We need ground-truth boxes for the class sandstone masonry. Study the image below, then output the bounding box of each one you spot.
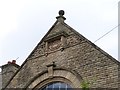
[1,10,120,89]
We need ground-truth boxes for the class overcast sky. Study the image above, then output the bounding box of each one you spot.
[0,0,119,68]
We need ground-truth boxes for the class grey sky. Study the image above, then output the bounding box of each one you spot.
[0,0,119,68]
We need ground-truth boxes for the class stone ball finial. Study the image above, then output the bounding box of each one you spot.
[59,10,65,16]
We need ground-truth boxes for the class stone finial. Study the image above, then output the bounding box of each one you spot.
[59,10,65,16]
[56,10,66,22]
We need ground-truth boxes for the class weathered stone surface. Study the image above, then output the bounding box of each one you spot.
[1,63,20,88]
[2,12,120,89]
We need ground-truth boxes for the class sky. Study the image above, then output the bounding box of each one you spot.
[0,0,119,69]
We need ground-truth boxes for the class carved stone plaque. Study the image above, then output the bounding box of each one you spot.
[48,39,61,51]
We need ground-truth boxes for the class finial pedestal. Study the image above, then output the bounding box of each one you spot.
[56,10,66,22]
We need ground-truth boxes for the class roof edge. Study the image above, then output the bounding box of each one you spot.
[3,20,59,89]
[62,22,120,65]
[3,17,120,89]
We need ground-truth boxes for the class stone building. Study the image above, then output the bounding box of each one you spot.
[1,10,120,89]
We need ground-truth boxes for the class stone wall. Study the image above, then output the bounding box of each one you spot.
[1,63,20,88]
[6,37,119,88]
[4,15,120,89]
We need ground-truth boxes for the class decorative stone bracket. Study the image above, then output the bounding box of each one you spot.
[46,62,56,78]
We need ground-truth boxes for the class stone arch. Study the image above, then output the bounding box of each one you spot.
[25,68,83,89]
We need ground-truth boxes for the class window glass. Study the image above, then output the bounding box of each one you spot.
[41,82,72,90]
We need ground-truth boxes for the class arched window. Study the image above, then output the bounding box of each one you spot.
[41,82,72,90]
